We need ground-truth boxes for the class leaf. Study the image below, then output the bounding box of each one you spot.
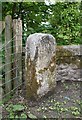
[63,35,69,39]
[9,112,14,118]
[6,104,13,112]
[12,104,24,111]
[0,101,3,106]
[15,115,19,118]
[49,106,53,110]
[28,113,37,119]
[21,113,27,118]
[43,115,47,118]
[58,34,64,38]
[72,111,80,116]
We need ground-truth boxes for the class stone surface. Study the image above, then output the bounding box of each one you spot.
[56,64,82,82]
[63,45,80,55]
[25,33,56,99]
[56,45,82,82]
[56,45,81,66]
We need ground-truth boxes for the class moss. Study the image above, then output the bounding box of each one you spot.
[38,68,47,74]
[56,46,74,57]
[25,58,40,100]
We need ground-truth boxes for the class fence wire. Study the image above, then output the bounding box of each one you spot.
[0,34,26,51]
[0,33,25,101]
[1,43,25,52]
[0,57,23,70]
[2,80,25,99]
[0,35,17,51]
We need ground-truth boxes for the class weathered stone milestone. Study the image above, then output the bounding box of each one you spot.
[25,33,56,99]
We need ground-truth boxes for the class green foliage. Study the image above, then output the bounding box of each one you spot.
[11,104,25,111]
[20,113,27,118]
[70,106,80,116]
[6,104,27,118]
[2,2,81,45]
[6,104,25,112]
[49,2,81,45]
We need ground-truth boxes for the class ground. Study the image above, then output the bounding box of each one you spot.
[2,80,82,119]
